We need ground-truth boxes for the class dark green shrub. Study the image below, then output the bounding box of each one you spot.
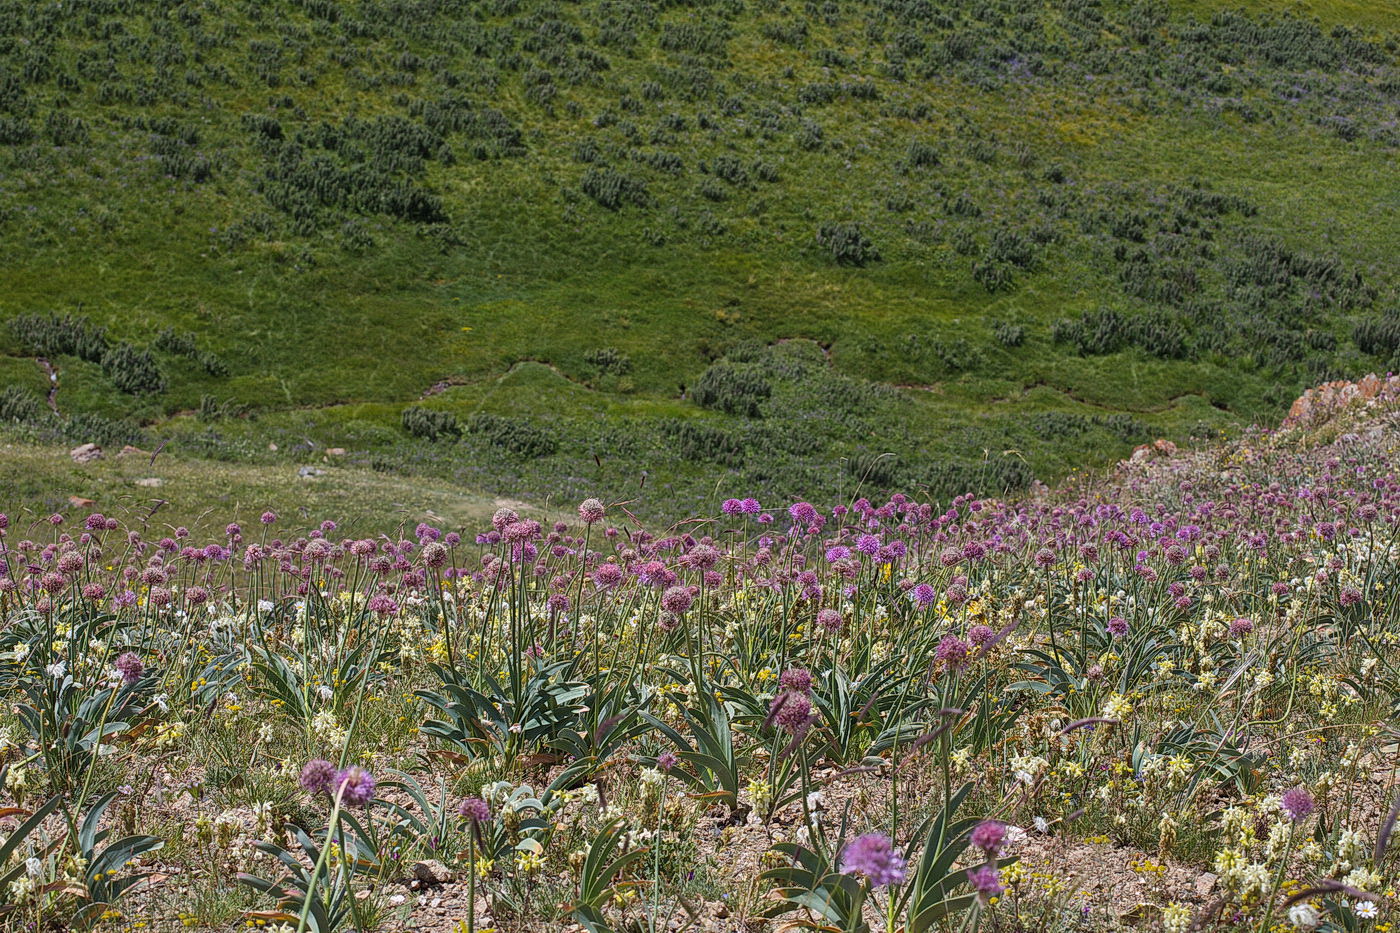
[581,167,649,209]
[62,412,144,447]
[466,413,556,457]
[817,223,880,266]
[698,177,727,201]
[102,343,167,395]
[584,347,632,375]
[0,386,47,425]
[658,420,746,466]
[710,155,748,185]
[9,313,109,362]
[692,362,771,417]
[1097,413,1150,442]
[905,140,941,168]
[402,406,461,440]
[631,149,683,174]
[994,322,1026,347]
[847,451,900,486]
[154,328,198,357]
[1031,412,1094,438]
[197,395,253,422]
[1355,312,1400,359]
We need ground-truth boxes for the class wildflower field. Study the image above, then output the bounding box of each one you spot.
[1,380,1399,933]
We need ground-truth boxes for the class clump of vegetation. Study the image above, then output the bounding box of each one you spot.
[402,406,461,441]
[816,222,880,266]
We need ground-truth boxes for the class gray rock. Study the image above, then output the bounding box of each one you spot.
[70,443,102,463]
[412,860,452,885]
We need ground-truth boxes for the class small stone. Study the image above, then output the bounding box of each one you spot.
[298,466,326,478]
[1195,872,1217,896]
[326,447,346,456]
[411,860,451,885]
[70,443,102,463]
[135,477,164,488]
[117,445,150,459]
[68,495,95,508]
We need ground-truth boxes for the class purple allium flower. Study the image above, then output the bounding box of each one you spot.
[661,585,693,614]
[840,833,906,888]
[1033,547,1055,568]
[336,766,376,806]
[721,498,743,515]
[592,562,623,590]
[578,498,605,524]
[1281,786,1315,823]
[770,691,813,734]
[911,583,937,606]
[367,594,399,616]
[968,624,994,646]
[936,634,971,669]
[458,797,492,824]
[1107,616,1129,637]
[687,543,720,570]
[300,758,336,795]
[1229,617,1254,637]
[970,820,1007,855]
[788,502,819,525]
[779,667,813,694]
[657,751,679,772]
[636,560,673,588]
[114,652,144,684]
[422,541,448,567]
[740,498,761,514]
[816,608,843,633]
[260,510,277,525]
[967,864,1004,900]
[1339,585,1362,607]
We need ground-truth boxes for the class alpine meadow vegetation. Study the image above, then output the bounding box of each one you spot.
[2,379,1400,931]
[3,0,1400,930]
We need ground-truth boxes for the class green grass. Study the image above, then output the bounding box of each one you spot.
[0,436,536,538]
[0,0,1396,516]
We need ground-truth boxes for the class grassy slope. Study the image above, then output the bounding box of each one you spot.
[0,440,533,539]
[0,0,1397,517]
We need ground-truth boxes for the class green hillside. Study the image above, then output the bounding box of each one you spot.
[0,0,1397,516]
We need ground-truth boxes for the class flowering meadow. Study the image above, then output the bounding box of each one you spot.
[4,385,1400,933]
